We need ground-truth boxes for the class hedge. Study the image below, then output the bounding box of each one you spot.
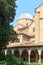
[0,61,43,65]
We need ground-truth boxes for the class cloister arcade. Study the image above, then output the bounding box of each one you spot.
[14,49,20,60]
[30,49,39,63]
[2,48,43,63]
[21,49,28,62]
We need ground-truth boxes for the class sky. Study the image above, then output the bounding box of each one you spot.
[12,0,43,26]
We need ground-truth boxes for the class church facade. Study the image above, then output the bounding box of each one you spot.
[3,4,43,63]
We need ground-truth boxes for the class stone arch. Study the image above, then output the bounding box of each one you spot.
[14,49,20,60]
[21,49,28,62]
[7,49,12,55]
[30,48,39,63]
[41,50,43,62]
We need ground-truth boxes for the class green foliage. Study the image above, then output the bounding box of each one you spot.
[0,0,18,50]
[0,0,16,22]
[0,52,5,61]
[0,59,43,65]
[5,54,19,65]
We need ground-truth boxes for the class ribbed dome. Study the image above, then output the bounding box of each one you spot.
[18,13,33,20]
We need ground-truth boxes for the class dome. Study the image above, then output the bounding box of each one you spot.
[18,13,33,20]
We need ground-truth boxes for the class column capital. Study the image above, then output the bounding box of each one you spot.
[38,50,41,55]
[28,50,31,55]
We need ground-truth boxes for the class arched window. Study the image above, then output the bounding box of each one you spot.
[7,49,12,55]
[30,49,39,63]
[14,49,20,60]
[21,49,28,62]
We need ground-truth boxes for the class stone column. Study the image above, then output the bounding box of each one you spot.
[28,50,31,63]
[38,50,41,63]
[5,49,7,55]
[11,49,15,55]
[20,50,22,61]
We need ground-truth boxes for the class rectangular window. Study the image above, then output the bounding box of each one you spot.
[33,27,35,32]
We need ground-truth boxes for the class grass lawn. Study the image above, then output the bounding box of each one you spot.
[0,61,43,65]
[0,61,7,65]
